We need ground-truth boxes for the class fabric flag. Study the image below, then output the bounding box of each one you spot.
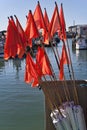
[33,1,47,31]
[33,1,49,45]
[43,8,50,44]
[43,8,49,31]
[59,44,70,80]
[15,15,27,58]
[59,3,67,40]
[24,53,39,87]
[4,17,18,60]
[49,2,61,39]
[25,10,39,47]
[36,46,52,76]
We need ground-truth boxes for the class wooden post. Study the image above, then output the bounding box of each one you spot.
[40,80,87,130]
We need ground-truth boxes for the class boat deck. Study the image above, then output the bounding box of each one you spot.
[40,80,87,130]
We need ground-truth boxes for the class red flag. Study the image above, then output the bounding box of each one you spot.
[43,8,49,31]
[25,10,39,47]
[36,46,52,76]
[61,44,70,64]
[15,15,27,58]
[33,1,47,31]
[24,53,39,87]
[59,44,70,80]
[33,1,49,44]
[43,8,50,44]
[49,2,61,38]
[59,3,67,40]
[4,17,18,60]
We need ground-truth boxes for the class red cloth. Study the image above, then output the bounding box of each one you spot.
[49,4,61,38]
[4,18,18,60]
[36,47,52,76]
[15,16,27,58]
[25,10,39,47]
[33,2,49,44]
[59,3,67,40]
[24,53,39,87]
[59,44,70,80]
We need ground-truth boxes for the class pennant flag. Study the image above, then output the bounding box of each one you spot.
[59,44,70,80]
[43,8,50,44]
[49,2,61,39]
[24,53,39,87]
[15,15,27,58]
[33,1,47,31]
[33,1,49,44]
[36,46,52,76]
[59,3,67,40]
[25,10,39,47]
[4,17,18,60]
[43,8,49,31]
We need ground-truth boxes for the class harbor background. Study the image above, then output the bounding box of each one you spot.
[0,39,87,130]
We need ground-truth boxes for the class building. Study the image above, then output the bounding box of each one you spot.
[68,24,87,36]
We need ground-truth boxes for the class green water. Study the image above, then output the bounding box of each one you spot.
[0,59,45,130]
[0,40,87,130]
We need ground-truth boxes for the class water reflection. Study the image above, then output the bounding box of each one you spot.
[0,58,25,81]
[13,59,22,71]
[12,58,23,79]
[75,50,87,61]
[0,58,5,72]
[72,47,87,80]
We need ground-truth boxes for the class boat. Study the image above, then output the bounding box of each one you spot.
[0,30,6,58]
[32,31,60,50]
[0,40,4,58]
[40,80,87,130]
[76,37,87,50]
[72,35,87,50]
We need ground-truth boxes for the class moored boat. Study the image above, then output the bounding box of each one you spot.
[0,39,4,58]
[72,35,87,50]
[76,37,87,50]
[0,30,6,58]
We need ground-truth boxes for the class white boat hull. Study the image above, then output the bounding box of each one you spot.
[76,38,87,50]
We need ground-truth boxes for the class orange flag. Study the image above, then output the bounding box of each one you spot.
[24,53,39,87]
[15,15,27,58]
[59,44,70,80]
[25,10,39,47]
[43,8,50,44]
[4,17,18,60]
[33,1,47,31]
[49,2,61,38]
[59,3,67,40]
[36,46,52,76]
[33,1,49,44]
[43,8,49,31]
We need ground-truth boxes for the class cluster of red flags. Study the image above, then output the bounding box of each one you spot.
[25,46,53,87]
[4,16,27,60]
[4,1,70,87]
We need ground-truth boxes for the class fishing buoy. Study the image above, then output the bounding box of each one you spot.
[65,105,78,130]
[61,117,72,130]
[73,105,87,130]
[50,107,73,130]
[55,120,65,130]
[50,109,65,130]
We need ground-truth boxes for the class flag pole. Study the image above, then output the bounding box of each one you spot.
[60,3,79,104]
[66,38,79,104]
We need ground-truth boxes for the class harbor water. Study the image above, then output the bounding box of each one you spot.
[0,39,87,130]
